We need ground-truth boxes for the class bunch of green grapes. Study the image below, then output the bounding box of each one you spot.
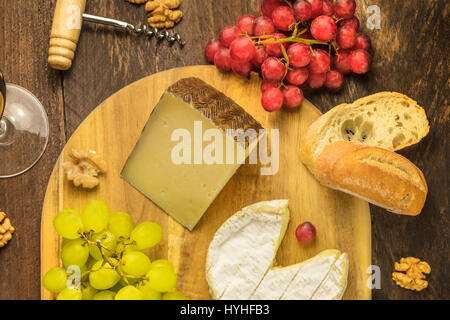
[43,200,187,300]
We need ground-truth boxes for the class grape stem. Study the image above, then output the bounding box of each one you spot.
[80,233,149,283]
[258,36,327,46]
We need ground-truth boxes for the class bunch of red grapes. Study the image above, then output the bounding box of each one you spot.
[204,0,373,112]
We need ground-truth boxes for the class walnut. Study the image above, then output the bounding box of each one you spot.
[0,212,15,248]
[146,0,183,29]
[392,257,431,291]
[62,149,107,189]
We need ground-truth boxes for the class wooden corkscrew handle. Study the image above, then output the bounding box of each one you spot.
[48,0,86,70]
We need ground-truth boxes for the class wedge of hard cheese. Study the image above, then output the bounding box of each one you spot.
[121,78,264,231]
[206,200,349,300]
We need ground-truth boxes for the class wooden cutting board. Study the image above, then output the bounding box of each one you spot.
[41,65,371,300]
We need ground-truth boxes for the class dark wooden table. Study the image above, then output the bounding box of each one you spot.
[0,0,448,300]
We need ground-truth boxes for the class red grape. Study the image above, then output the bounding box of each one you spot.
[230,37,256,62]
[349,49,372,74]
[237,14,256,35]
[252,45,269,68]
[261,87,283,112]
[293,0,312,21]
[295,222,316,243]
[333,49,352,74]
[325,69,344,91]
[321,0,334,16]
[272,6,296,32]
[307,0,323,18]
[340,17,360,31]
[308,72,326,88]
[336,25,357,49]
[261,80,280,92]
[309,49,330,74]
[219,26,240,48]
[261,57,286,81]
[354,33,371,50]
[286,67,309,86]
[283,85,304,108]
[287,43,311,68]
[204,0,374,113]
[253,16,276,36]
[214,47,232,71]
[261,0,282,18]
[266,33,288,57]
[205,39,224,63]
[231,59,253,77]
[310,15,337,42]
[334,0,356,19]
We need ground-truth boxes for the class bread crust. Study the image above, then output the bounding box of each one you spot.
[314,141,428,216]
[300,92,430,173]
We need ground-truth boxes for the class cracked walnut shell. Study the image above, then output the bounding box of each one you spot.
[392,257,431,291]
[0,212,15,248]
[146,0,183,29]
[63,149,107,189]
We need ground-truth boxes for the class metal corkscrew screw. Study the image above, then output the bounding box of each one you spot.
[126,23,185,46]
[83,14,186,47]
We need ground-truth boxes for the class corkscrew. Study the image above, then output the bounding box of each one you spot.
[48,0,185,71]
[82,14,185,46]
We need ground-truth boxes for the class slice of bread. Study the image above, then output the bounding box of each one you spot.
[314,141,428,216]
[300,92,429,172]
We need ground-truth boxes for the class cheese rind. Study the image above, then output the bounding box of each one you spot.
[206,200,349,300]
[121,78,264,231]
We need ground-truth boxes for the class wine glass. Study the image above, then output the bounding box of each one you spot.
[0,71,49,178]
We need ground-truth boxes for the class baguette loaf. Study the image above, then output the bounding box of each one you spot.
[314,141,427,216]
[300,92,429,172]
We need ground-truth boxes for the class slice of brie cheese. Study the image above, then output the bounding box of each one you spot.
[206,200,349,300]
[206,200,289,300]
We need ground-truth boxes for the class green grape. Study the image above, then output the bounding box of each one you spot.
[108,212,134,239]
[93,290,116,300]
[162,291,187,300]
[81,200,110,233]
[53,208,83,239]
[121,251,151,276]
[56,287,82,300]
[115,241,138,254]
[137,282,162,300]
[61,238,90,267]
[151,259,174,272]
[89,259,121,290]
[145,265,177,292]
[43,267,67,293]
[130,222,162,250]
[115,286,144,300]
[89,230,117,260]
[80,264,89,282]
[81,282,98,300]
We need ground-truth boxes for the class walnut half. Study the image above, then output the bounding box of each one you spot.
[62,149,107,189]
[146,0,183,29]
[0,212,15,248]
[392,257,431,291]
